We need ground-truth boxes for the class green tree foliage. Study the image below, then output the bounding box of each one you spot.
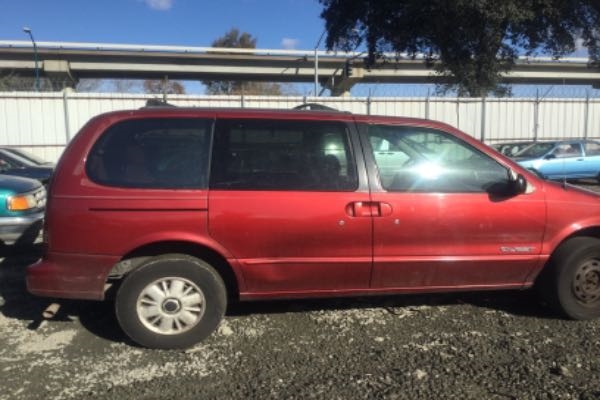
[203,28,288,95]
[319,0,600,96]
[143,79,186,94]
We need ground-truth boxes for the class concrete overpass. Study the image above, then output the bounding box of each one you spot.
[1,40,600,95]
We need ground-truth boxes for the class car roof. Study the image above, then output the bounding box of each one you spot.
[510,139,600,146]
[96,107,458,132]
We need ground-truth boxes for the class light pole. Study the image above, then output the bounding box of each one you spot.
[314,30,326,97]
[23,27,40,91]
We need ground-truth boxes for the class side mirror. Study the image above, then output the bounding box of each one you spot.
[509,173,528,194]
[488,171,528,197]
[544,154,556,160]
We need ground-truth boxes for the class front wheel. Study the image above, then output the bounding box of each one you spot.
[540,237,600,320]
[115,254,227,349]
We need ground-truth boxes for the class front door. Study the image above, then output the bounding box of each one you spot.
[363,124,546,290]
[208,117,372,295]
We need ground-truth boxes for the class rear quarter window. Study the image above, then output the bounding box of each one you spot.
[86,118,212,189]
[585,142,600,156]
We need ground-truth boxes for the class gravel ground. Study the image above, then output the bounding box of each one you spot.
[1,182,600,400]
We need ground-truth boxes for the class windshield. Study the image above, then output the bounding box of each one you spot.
[5,148,48,165]
[514,142,556,158]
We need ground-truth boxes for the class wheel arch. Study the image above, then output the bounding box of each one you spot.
[107,240,242,301]
[535,234,600,319]
[550,226,600,256]
[532,226,600,283]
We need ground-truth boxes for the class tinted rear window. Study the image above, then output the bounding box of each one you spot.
[86,118,212,189]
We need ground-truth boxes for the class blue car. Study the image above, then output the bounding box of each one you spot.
[0,175,46,245]
[515,140,600,181]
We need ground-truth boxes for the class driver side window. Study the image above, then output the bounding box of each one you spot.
[552,143,583,159]
[368,125,510,193]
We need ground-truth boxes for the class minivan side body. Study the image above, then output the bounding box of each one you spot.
[27,108,600,348]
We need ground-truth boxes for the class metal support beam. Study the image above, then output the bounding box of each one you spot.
[329,65,364,96]
[43,60,77,89]
[1,41,599,95]
[480,97,486,142]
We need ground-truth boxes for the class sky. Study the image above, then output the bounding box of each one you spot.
[0,0,596,98]
[0,0,326,51]
[0,0,330,94]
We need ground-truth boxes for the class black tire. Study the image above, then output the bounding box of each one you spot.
[115,254,227,349]
[539,237,600,320]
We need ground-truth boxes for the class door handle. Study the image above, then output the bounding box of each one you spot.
[345,202,393,217]
[346,202,377,217]
[379,202,393,216]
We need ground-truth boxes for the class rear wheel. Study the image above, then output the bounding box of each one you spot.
[115,254,227,349]
[539,237,600,320]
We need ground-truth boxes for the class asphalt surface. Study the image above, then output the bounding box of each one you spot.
[1,182,600,400]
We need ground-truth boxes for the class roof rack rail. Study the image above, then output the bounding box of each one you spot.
[292,103,339,112]
[142,99,176,108]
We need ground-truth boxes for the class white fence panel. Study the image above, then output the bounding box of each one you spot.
[370,98,427,118]
[169,95,243,108]
[311,98,368,114]
[537,99,587,140]
[245,96,304,110]
[588,101,600,137]
[0,92,66,145]
[427,99,460,129]
[485,99,536,143]
[456,100,483,139]
[1,92,600,162]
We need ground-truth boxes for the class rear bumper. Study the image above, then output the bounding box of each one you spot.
[0,211,44,245]
[26,252,120,300]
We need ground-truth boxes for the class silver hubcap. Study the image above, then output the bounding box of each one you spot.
[573,259,600,305]
[136,277,205,335]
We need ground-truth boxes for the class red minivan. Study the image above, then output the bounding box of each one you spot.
[27,106,600,349]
